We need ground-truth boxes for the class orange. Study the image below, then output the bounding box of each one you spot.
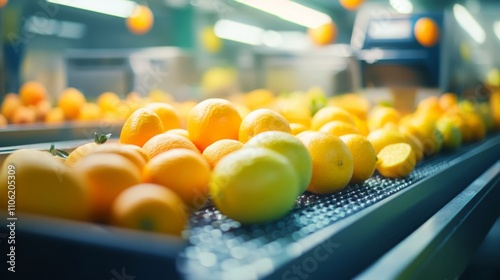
[376,143,416,178]
[148,89,173,103]
[98,92,121,113]
[142,148,211,210]
[120,108,164,147]
[209,148,299,224]
[439,93,458,112]
[187,98,242,151]
[368,106,401,131]
[145,102,181,131]
[274,99,311,128]
[416,96,443,120]
[243,89,275,110]
[290,123,308,135]
[58,87,86,120]
[327,93,371,120]
[238,108,291,143]
[142,132,199,159]
[0,149,91,221]
[11,106,36,124]
[465,112,486,142]
[90,143,147,171]
[406,115,443,156]
[399,127,425,162]
[1,93,22,121]
[166,128,190,138]
[339,134,376,184]
[65,142,98,167]
[339,0,365,10]
[34,99,51,121]
[311,106,354,131]
[202,139,244,169]
[436,117,462,150]
[308,21,337,46]
[319,120,359,136]
[126,5,154,35]
[297,132,353,194]
[176,100,197,128]
[123,144,150,163]
[235,104,251,119]
[414,17,440,47]
[0,114,6,127]
[111,183,188,236]
[75,152,142,221]
[19,81,47,106]
[367,128,407,154]
[0,0,8,8]
[78,103,101,121]
[45,107,65,124]
[490,91,500,130]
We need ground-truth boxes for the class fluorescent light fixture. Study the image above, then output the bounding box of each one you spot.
[453,4,485,44]
[214,19,264,45]
[494,21,500,41]
[234,0,331,28]
[25,16,85,39]
[389,0,413,14]
[47,0,138,18]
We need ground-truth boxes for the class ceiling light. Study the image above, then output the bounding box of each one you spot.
[47,0,137,18]
[453,4,485,44]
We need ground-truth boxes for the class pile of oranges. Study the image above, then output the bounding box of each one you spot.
[1,85,500,237]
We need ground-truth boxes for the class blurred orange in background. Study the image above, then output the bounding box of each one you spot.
[126,5,154,35]
[308,21,337,46]
[414,17,440,47]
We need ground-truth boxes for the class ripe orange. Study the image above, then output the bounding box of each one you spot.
[34,99,51,121]
[311,106,354,131]
[75,153,142,221]
[126,5,154,35]
[319,120,359,136]
[339,0,365,10]
[90,143,147,171]
[297,132,353,194]
[238,108,291,143]
[65,142,98,167]
[166,128,190,138]
[142,149,211,210]
[414,17,440,47]
[0,149,91,221]
[376,143,416,178]
[368,106,401,131]
[45,107,65,124]
[145,102,181,131]
[1,93,22,121]
[142,132,199,159]
[187,98,242,151]
[243,89,275,110]
[339,134,376,184]
[97,92,121,113]
[11,106,36,124]
[120,108,164,147]
[58,87,86,120]
[202,139,243,169]
[367,128,407,154]
[290,123,308,135]
[0,114,6,127]
[308,22,337,46]
[19,81,47,106]
[439,93,458,112]
[111,183,187,236]
[0,0,8,8]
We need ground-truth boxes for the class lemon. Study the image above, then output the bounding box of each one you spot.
[376,143,416,178]
[436,117,462,150]
[245,131,312,195]
[209,148,299,224]
[339,134,377,184]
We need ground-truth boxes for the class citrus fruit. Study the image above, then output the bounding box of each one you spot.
[0,149,91,221]
[327,93,371,120]
[339,0,365,10]
[405,115,443,156]
[352,115,370,136]
[465,112,486,142]
[308,21,337,46]
[19,81,47,106]
[34,99,51,121]
[142,132,199,159]
[120,108,164,147]
[202,139,244,169]
[245,131,313,195]
[436,117,462,150]
[90,143,147,171]
[0,114,6,127]
[209,148,299,224]
[145,102,181,131]
[97,92,121,113]
[45,107,65,123]
[126,4,154,35]
[414,17,440,47]
[78,103,101,121]
[290,123,308,135]
[201,26,222,53]
[75,152,142,221]
[339,134,376,184]
[368,106,401,131]
[166,128,190,138]
[0,0,8,8]
[311,106,354,131]
[11,106,36,124]
[243,89,275,110]
[142,148,211,210]
[319,120,359,136]
[111,183,187,236]
[399,127,424,162]
[297,132,354,194]
[238,108,291,143]
[187,98,242,151]
[491,91,500,130]
[1,93,22,121]
[66,133,111,167]
[367,128,407,154]
[439,93,458,111]
[376,143,416,178]
[58,87,86,120]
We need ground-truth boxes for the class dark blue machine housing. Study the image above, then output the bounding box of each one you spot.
[356,12,444,89]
